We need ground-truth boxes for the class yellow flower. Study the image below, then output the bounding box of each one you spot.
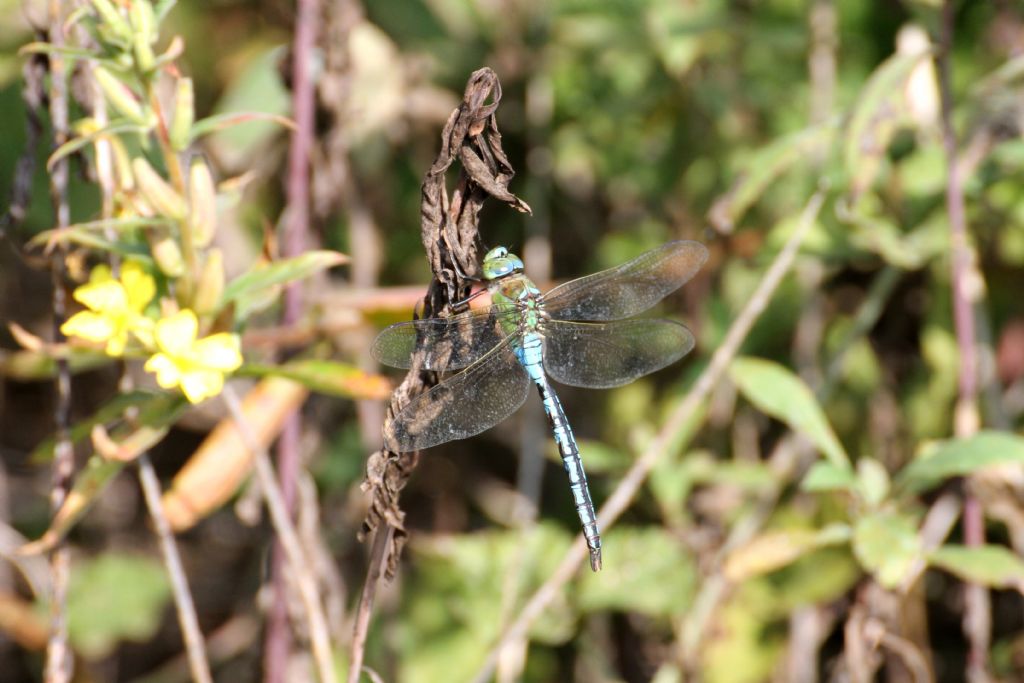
[61,261,156,355]
[144,310,242,404]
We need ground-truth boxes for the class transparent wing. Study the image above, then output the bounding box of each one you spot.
[371,308,515,371]
[543,240,708,321]
[542,319,695,389]
[385,336,531,452]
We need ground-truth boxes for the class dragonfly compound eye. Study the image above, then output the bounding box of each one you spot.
[482,246,524,280]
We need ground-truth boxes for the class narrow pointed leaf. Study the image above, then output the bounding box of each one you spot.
[709,123,835,232]
[928,544,1024,589]
[844,50,928,202]
[801,461,858,492]
[725,524,851,581]
[729,357,849,467]
[19,457,125,555]
[219,250,348,312]
[189,111,296,142]
[238,359,391,399]
[29,391,180,463]
[0,347,110,382]
[46,120,147,171]
[897,431,1024,493]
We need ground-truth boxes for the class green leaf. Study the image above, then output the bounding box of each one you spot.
[929,544,1024,588]
[30,390,181,463]
[238,359,391,400]
[0,347,110,382]
[724,524,851,580]
[29,228,153,259]
[729,357,849,468]
[30,216,173,250]
[66,553,171,657]
[856,457,891,508]
[709,123,835,232]
[402,525,575,683]
[21,457,126,556]
[577,527,695,617]
[46,119,148,171]
[219,250,348,315]
[20,392,187,553]
[189,111,296,142]
[897,431,1024,493]
[801,461,858,492]
[852,511,922,588]
[844,50,928,203]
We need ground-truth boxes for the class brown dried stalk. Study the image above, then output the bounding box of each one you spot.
[350,67,530,682]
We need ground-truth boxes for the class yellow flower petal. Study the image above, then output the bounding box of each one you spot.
[129,317,155,348]
[145,353,182,389]
[122,261,156,313]
[88,264,114,284]
[105,332,129,356]
[61,311,116,343]
[179,369,224,404]
[192,333,243,371]
[74,280,127,313]
[155,310,198,356]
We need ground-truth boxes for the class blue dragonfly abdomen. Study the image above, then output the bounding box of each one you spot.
[371,241,708,571]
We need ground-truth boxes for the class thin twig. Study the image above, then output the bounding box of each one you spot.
[470,189,827,683]
[44,1,72,680]
[220,386,338,683]
[346,523,393,683]
[937,2,990,679]
[137,453,213,683]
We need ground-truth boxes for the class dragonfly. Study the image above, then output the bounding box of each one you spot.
[371,240,708,571]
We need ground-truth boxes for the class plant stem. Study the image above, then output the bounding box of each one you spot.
[266,0,319,678]
[937,2,990,679]
[346,523,392,683]
[137,453,213,683]
[44,1,73,680]
[220,387,337,683]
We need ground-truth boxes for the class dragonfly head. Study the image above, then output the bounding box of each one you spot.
[481,246,524,280]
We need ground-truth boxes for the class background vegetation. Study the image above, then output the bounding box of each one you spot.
[2,0,1024,682]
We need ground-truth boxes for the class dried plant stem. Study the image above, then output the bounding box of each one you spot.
[137,453,213,683]
[44,1,72,681]
[346,523,393,683]
[937,2,990,679]
[471,189,827,683]
[220,386,337,683]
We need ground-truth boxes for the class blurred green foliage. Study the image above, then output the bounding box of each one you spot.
[3,0,1024,681]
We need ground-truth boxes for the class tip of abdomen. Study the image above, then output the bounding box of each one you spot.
[589,548,602,572]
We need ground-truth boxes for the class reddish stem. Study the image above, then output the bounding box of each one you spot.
[265,0,319,679]
[937,0,989,678]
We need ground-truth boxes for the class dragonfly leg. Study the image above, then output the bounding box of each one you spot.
[451,286,487,312]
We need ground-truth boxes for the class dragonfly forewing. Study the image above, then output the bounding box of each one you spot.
[543,240,708,321]
[542,319,695,389]
[385,336,531,452]
[371,308,512,371]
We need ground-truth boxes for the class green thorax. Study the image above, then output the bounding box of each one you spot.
[481,246,544,336]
